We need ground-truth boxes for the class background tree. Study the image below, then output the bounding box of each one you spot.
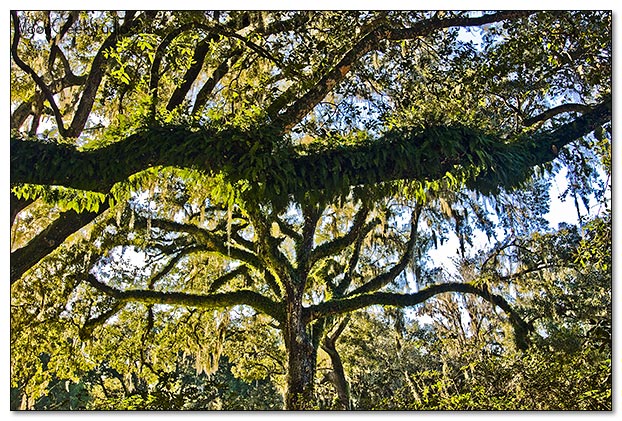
[10,11,611,410]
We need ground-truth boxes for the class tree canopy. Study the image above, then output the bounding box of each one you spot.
[10,10,611,410]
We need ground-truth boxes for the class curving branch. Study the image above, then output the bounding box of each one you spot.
[214,23,285,68]
[247,208,296,286]
[53,45,88,87]
[523,102,593,127]
[167,11,269,112]
[11,11,67,137]
[133,216,265,271]
[310,205,369,266]
[307,281,534,349]
[47,12,79,73]
[386,11,534,40]
[149,22,202,119]
[155,17,286,115]
[276,218,303,244]
[348,206,420,296]
[146,245,207,289]
[79,300,126,340]
[335,219,380,297]
[191,48,244,115]
[11,53,88,132]
[320,315,352,410]
[85,274,284,323]
[208,265,251,293]
[268,11,536,132]
[497,263,567,282]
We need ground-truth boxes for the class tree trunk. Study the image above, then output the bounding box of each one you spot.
[321,316,351,410]
[322,336,351,410]
[283,288,317,410]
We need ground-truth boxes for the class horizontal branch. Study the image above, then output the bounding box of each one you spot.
[147,217,263,269]
[86,274,284,323]
[497,263,567,282]
[10,96,611,201]
[386,11,534,41]
[306,282,533,349]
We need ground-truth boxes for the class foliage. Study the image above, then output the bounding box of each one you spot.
[10,10,611,410]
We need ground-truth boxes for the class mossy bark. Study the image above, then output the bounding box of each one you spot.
[283,285,317,410]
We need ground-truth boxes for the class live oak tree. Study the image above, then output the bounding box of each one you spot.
[10,11,611,409]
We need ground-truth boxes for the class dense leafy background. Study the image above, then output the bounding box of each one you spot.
[10,11,610,410]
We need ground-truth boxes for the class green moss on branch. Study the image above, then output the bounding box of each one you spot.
[86,274,285,323]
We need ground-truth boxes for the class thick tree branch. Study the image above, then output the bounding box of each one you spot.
[10,193,33,227]
[276,218,303,243]
[296,203,323,278]
[11,55,88,132]
[47,12,79,74]
[307,282,533,349]
[53,45,88,87]
[208,265,251,293]
[320,315,352,410]
[166,37,214,111]
[154,17,280,115]
[247,209,296,286]
[386,11,534,40]
[150,22,201,119]
[79,301,126,340]
[214,24,285,69]
[10,97,611,199]
[146,245,207,289]
[65,11,141,138]
[11,95,40,131]
[191,49,244,115]
[497,263,567,282]
[263,12,313,34]
[11,205,108,284]
[167,10,263,112]
[135,216,264,271]
[86,274,284,323]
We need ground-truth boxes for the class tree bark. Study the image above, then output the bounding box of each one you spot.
[283,284,317,410]
[321,317,351,410]
[11,206,105,283]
